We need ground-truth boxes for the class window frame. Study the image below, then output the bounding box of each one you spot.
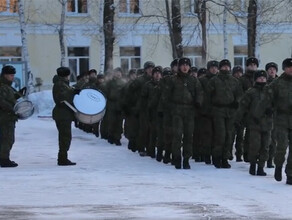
[0,0,18,15]
[66,0,88,16]
[118,0,141,17]
[120,46,141,74]
[183,0,198,17]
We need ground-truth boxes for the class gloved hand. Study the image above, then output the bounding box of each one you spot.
[74,89,81,95]
[18,87,27,96]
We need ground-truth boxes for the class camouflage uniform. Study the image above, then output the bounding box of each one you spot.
[162,65,203,168]
[254,64,292,183]
[0,75,18,165]
[104,76,126,145]
[141,79,162,158]
[207,66,242,168]
[198,72,216,164]
[126,74,152,154]
[238,70,255,162]
[52,70,76,165]
[235,75,272,175]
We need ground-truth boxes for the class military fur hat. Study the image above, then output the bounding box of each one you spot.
[219,59,231,69]
[170,58,179,68]
[282,58,292,70]
[254,70,267,80]
[152,66,163,75]
[144,61,155,69]
[56,67,71,77]
[207,60,219,70]
[232,65,243,75]
[162,67,172,76]
[178,57,191,67]
[246,57,259,67]
[1,65,16,75]
[265,62,278,72]
[190,66,198,73]
[197,68,207,77]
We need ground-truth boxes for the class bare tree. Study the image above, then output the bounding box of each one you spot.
[247,0,257,57]
[171,0,183,58]
[17,0,34,94]
[165,0,177,59]
[103,0,115,72]
[223,0,228,59]
[58,0,66,66]
[196,0,207,66]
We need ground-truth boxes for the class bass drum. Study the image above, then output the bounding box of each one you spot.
[73,89,106,124]
[14,99,35,120]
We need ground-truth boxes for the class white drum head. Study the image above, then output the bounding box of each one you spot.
[73,89,106,115]
[14,100,34,120]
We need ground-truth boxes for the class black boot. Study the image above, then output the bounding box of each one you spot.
[267,159,275,168]
[163,152,171,164]
[156,150,163,162]
[213,157,222,168]
[194,155,201,162]
[173,157,182,169]
[0,159,18,168]
[274,166,282,181]
[183,158,191,169]
[286,176,292,185]
[243,152,250,162]
[58,159,76,166]
[114,139,122,146]
[221,159,231,169]
[204,155,211,165]
[249,163,256,175]
[236,155,243,162]
[257,166,267,176]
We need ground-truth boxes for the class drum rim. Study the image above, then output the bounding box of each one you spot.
[73,88,107,115]
[14,100,34,119]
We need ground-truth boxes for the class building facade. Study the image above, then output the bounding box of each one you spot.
[0,0,291,89]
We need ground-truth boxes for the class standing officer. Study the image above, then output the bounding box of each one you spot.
[265,62,278,168]
[196,60,219,164]
[162,57,203,169]
[52,67,79,166]
[0,65,25,167]
[239,57,259,162]
[254,58,292,185]
[207,59,242,168]
[235,70,272,176]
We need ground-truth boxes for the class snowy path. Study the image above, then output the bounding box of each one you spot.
[0,117,291,220]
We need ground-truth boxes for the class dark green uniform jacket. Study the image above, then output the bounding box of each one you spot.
[52,75,75,121]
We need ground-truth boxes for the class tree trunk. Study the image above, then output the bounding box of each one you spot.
[59,0,66,67]
[99,1,105,74]
[223,0,228,59]
[197,0,207,66]
[171,0,183,58]
[103,0,115,72]
[247,0,257,57]
[18,0,34,94]
[165,0,177,59]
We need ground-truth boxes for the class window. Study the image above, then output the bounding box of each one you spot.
[119,0,140,15]
[0,46,22,62]
[184,47,202,67]
[234,45,247,68]
[0,0,18,13]
[183,0,197,16]
[67,47,89,82]
[120,47,141,74]
[67,0,87,14]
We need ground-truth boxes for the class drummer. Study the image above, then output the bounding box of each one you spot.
[0,65,26,167]
[52,67,80,166]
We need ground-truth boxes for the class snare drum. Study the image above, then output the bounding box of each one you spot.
[73,89,106,124]
[14,99,34,120]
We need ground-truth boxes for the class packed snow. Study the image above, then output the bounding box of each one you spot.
[0,90,291,220]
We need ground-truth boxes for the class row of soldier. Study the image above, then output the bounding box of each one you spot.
[73,56,292,185]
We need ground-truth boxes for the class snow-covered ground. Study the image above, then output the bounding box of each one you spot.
[0,91,291,220]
